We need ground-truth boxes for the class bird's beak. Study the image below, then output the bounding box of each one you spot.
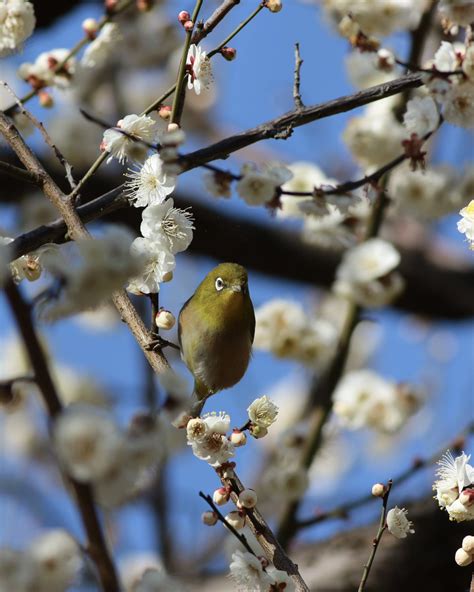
[231,284,242,293]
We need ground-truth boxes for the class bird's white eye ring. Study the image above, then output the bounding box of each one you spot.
[215,277,224,291]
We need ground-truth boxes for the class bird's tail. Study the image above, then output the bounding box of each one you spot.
[188,381,210,418]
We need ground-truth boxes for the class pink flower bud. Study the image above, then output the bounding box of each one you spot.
[178,10,191,24]
[82,18,99,39]
[230,429,247,447]
[183,20,194,32]
[459,489,474,507]
[371,483,386,497]
[38,91,54,109]
[104,0,119,14]
[212,487,229,506]
[155,309,175,331]
[220,47,237,61]
[158,105,172,120]
[238,489,258,509]
[201,511,218,526]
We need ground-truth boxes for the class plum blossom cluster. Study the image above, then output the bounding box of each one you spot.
[254,299,338,368]
[54,405,163,507]
[229,550,295,592]
[38,226,145,319]
[454,535,474,567]
[186,397,279,467]
[457,199,474,249]
[0,0,35,57]
[433,451,474,522]
[0,529,82,592]
[18,48,75,90]
[386,506,415,539]
[334,238,404,308]
[333,369,422,433]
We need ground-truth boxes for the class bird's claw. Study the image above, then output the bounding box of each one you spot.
[145,334,180,352]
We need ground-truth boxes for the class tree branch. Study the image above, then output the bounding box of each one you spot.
[3,280,120,592]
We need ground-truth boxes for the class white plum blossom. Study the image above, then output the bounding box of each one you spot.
[433,451,474,521]
[186,44,212,95]
[433,41,459,73]
[0,0,35,57]
[302,205,355,250]
[203,170,233,198]
[53,405,124,482]
[333,370,421,433]
[247,396,279,429]
[345,50,397,90]
[236,162,292,206]
[40,226,145,319]
[442,80,474,129]
[29,530,82,592]
[101,114,159,164]
[267,567,295,591]
[140,199,194,254]
[81,23,121,68]
[334,238,404,308]
[386,507,415,539]
[254,299,337,367]
[403,96,439,137]
[127,237,175,294]
[229,551,273,592]
[125,154,177,207]
[457,200,474,249]
[187,412,235,467]
[18,48,75,89]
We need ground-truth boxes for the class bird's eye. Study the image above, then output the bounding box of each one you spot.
[215,277,224,291]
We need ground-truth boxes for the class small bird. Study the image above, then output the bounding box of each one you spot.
[178,263,255,416]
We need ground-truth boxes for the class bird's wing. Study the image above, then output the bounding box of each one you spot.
[248,300,256,344]
[177,295,193,348]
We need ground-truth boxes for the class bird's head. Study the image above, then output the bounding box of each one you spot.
[195,262,249,303]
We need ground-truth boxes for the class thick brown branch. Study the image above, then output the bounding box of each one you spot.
[3,280,120,592]
[192,0,241,44]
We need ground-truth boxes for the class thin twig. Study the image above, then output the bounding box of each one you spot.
[192,0,242,44]
[199,491,258,556]
[358,480,393,592]
[3,280,120,592]
[207,3,265,58]
[0,159,40,184]
[293,43,304,109]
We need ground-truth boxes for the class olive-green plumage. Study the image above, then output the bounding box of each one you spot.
[178,263,255,412]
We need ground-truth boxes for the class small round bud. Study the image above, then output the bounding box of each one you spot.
[167,122,180,133]
[162,270,173,283]
[220,46,237,61]
[371,483,386,497]
[158,105,172,120]
[178,10,191,24]
[136,0,153,12]
[249,424,268,439]
[462,536,474,554]
[455,547,472,567]
[225,511,246,530]
[155,309,175,331]
[201,511,218,526]
[459,489,474,507]
[265,0,282,13]
[213,487,229,506]
[82,18,99,38]
[183,20,194,32]
[230,429,247,447]
[238,489,258,509]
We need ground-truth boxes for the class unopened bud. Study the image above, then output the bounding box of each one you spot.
[225,511,246,530]
[265,0,282,13]
[201,511,218,526]
[38,90,54,109]
[104,0,119,14]
[183,20,194,32]
[238,489,258,509]
[462,535,474,554]
[178,10,191,24]
[162,270,173,283]
[158,105,172,120]
[371,483,385,497]
[459,489,474,507]
[220,46,237,61]
[213,487,229,506]
[136,0,153,12]
[82,18,99,39]
[249,424,268,439]
[167,122,180,133]
[155,309,175,331]
[455,547,473,567]
[230,429,247,447]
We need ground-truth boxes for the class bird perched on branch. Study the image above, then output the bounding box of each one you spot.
[178,263,255,417]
